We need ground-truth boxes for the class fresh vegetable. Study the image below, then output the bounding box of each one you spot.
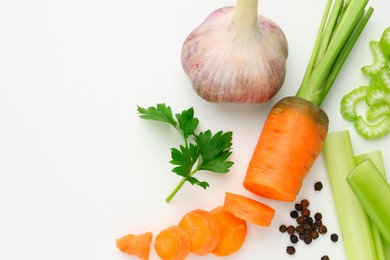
[340,26,390,139]
[243,0,373,202]
[178,209,220,256]
[181,0,288,103]
[210,206,247,256]
[223,192,275,227]
[354,151,387,260]
[347,158,390,245]
[154,225,191,260]
[323,130,378,260]
[380,26,390,54]
[116,232,153,260]
[243,96,329,202]
[137,104,233,202]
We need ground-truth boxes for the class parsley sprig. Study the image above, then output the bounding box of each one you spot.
[137,103,234,202]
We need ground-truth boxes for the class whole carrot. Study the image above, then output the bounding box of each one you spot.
[244,97,328,201]
[243,0,373,202]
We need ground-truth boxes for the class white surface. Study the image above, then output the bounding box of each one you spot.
[0,0,389,259]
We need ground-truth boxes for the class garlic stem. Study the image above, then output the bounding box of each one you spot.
[233,0,258,32]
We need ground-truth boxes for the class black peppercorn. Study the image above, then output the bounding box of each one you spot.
[290,210,299,218]
[314,181,323,191]
[296,216,305,224]
[301,208,311,217]
[279,224,287,233]
[330,233,339,242]
[301,199,310,208]
[304,236,313,244]
[321,255,330,260]
[295,203,303,211]
[311,230,319,239]
[286,246,296,255]
[290,234,299,244]
[296,225,304,234]
[314,212,322,220]
[287,225,296,235]
[318,225,328,234]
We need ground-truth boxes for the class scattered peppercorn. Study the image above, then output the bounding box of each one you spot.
[314,181,323,191]
[286,246,296,255]
[330,233,338,242]
[311,230,319,239]
[318,225,328,234]
[287,225,296,235]
[301,208,311,217]
[304,236,313,245]
[301,199,310,208]
[321,255,330,260]
[295,203,303,211]
[290,234,299,244]
[290,210,299,218]
[296,216,305,224]
[314,212,322,220]
[279,224,287,233]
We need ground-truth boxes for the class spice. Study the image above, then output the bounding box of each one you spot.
[279,196,339,257]
[301,199,310,208]
[318,225,328,234]
[290,234,299,244]
[302,208,311,217]
[279,224,287,233]
[321,256,330,260]
[290,210,299,218]
[314,181,324,191]
[287,225,296,235]
[286,246,296,255]
[330,233,339,242]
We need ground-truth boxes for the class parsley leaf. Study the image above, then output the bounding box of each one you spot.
[137,103,177,128]
[137,103,234,202]
[195,130,234,173]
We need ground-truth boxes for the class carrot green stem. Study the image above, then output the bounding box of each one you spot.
[296,0,372,106]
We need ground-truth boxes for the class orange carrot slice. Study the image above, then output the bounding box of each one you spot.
[154,225,190,260]
[243,96,328,202]
[178,209,219,256]
[116,232,153,260]
[224,192,275,227]
[210,206,247,256]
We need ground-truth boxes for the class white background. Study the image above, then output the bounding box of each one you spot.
[1,0,389,259]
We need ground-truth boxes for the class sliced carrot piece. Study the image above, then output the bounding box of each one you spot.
[178,209,219,256]
[243,96,328,202]
[223,192,275,227]
[210,206,247,256]
[116,232,153,260]
[154,225,191,260]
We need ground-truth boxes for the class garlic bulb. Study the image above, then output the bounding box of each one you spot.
[181,0,288,103]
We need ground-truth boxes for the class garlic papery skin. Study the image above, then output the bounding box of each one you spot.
[181,0,288,103]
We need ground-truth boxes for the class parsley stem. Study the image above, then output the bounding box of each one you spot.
[165,168,200,203]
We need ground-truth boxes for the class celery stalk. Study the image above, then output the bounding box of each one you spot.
[323,131,377,260]
[355,151,386,260]
[347,158,390,245]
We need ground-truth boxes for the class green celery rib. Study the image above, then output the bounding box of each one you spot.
[323,131,377,260]
[347,158,390,245]
[355,151,386,260]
